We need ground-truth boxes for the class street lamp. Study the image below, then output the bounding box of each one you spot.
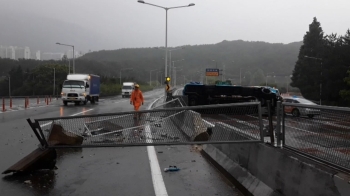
[157,46,184,77]
[8,75,11,97]
[265,72,275,86]
[304,55,323,105]
[172,59,185,85]
[156,71,163,87]
[150,68,158,87]
[212,60,217,68]
[138,1,195,83]
[56,42,75,73]
[53,68,56,96]
[285,75,292,93]
[173,67,183,87]
[120,68,133,85]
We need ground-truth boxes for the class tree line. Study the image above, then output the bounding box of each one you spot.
[291,17,350,106]
[0,60,152,97]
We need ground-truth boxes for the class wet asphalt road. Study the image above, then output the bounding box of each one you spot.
[0,89,241,196]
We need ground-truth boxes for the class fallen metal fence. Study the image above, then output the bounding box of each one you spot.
[28,102,264,148]
[279,102,350,171]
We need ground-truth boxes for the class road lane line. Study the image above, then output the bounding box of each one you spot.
[146,97,168,196]
[40,109,94,127]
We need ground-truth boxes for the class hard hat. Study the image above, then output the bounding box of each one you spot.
[135,84,140,88]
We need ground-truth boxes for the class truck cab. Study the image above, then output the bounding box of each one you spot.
[61,74,100,105]
[122,82,135,98]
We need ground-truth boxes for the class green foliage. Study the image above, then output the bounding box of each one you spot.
[291,17,350,105]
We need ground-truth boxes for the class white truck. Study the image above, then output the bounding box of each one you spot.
[121,82,135,98]
[61,74,100,105]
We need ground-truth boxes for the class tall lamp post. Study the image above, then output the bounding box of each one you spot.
[53,68,56,96]
[137,0,195,84]
[56,42,75,73]
[120,68,133,85]
[173,67,183,87]
[156,71,163,87]
[212,60,217,68]
[157,46,184,77]
[265,72,275,86]
[171,59,185,85]
[8,75,11,97]
[304,55,323,105]
[150,69,158,87]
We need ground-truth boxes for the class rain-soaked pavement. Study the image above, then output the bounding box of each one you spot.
[1,89,242,196]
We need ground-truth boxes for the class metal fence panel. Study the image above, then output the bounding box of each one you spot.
[281,103,350,170]
[32,102,263,148]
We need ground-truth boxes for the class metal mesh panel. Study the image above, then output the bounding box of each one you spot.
[33,102,263,148]
[152,97,184,109]
[282,103,350,170]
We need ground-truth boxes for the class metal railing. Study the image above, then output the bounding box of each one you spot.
[277,102,350,171]
[27,102,264,148]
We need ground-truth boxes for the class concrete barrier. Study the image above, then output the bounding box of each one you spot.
[171,110,209,141]
[167,105,350,196]
[203,143,350,196]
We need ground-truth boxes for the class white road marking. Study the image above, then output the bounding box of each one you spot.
[146,96,168,196]
[40,109,94,127]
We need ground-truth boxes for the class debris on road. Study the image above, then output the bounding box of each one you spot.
[24,180,32,184]
[164,166,180,172]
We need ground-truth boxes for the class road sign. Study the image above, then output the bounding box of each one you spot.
[166,84,170,91]
[206,68,219,76]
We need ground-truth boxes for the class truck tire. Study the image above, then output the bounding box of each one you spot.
[91,97,95,104]
[122,95,124,98]
[63,101,68,106]
[96,97,99,102]
[74,101,80,105]
[83,98,87,105]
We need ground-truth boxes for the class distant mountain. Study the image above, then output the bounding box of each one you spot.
[0,12,113,53]
[81,40,303,81]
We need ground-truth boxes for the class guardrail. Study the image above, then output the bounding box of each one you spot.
[275,102,350,172]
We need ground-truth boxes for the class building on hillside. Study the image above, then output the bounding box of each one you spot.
[36,50,41,60]
[7,46,15,59]
[41,52,64,60]
[0,45,6,58]
[66,49,83,59]
[15,47,25,59]
[24,47,31,59]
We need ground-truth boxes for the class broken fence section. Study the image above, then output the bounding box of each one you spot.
[29,102,264,148]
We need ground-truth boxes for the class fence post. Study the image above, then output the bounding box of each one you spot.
[276,101,282,147]
[25,97,27,109]
[10,97,12,109]
[46,96,49,105]
[2,97,5,112]
[257,102,264,142]
[267,100,275,144]
[37,96,39,104]
[27,97,29,107]
[282,103,286,146]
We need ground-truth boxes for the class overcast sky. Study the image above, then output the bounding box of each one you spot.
[2,0,350,51]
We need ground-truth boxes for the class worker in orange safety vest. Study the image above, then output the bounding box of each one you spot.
[130,84,144,119]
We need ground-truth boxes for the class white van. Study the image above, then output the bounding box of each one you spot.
[122,82,135,98]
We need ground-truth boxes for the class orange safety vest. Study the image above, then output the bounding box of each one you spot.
[130,90,144,106]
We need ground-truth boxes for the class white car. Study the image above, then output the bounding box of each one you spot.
[283,97,320,118]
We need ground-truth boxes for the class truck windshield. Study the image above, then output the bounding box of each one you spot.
[63,80,85,88]
[122,86,133,89]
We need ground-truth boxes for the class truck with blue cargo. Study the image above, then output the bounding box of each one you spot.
[61,74,100,105]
